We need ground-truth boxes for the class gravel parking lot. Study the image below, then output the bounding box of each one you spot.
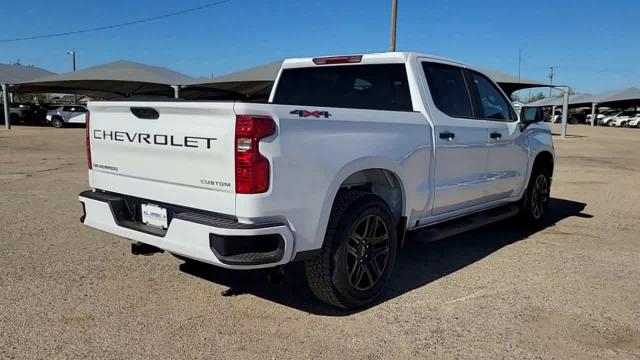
[1,124,639,359]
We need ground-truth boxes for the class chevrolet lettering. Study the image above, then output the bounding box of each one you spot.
[92,129,217,149]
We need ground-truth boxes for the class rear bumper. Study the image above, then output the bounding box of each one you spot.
[79,190,295,269]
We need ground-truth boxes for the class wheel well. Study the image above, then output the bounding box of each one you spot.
[339,169,404,222]
[533,151,554,175]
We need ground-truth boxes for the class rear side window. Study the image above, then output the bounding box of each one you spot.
[273,64,413,112]
[468,71,516,121]
[422,62,473,118]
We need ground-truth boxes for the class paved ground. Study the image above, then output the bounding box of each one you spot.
[1,124,639,359]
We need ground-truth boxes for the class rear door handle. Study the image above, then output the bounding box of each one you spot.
[439,131,455,141]
[490,132,502,140]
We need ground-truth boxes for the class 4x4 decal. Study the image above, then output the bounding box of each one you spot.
[290,110,332,118]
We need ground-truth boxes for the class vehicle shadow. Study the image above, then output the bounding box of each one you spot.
[178,197,589,316]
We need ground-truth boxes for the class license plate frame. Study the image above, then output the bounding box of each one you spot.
[141,203,168,229]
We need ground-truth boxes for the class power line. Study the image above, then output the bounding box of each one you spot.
[0,0,232,43]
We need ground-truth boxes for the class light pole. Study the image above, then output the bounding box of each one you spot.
[66,50,76,71]
[548,66,555,97]
[389,0,398,51]
[66,50,77,103]
[518,48,522,83]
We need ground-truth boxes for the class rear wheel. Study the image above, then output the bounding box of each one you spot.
[519,166,552,224]
[305,191,398,309]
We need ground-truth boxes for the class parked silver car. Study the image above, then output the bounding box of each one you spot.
[46,105,88,128]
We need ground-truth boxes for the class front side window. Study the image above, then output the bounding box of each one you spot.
[273,64,413,112]
[422,62,474,118]
[468,72,515,121]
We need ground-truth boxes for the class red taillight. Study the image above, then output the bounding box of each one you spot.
[312,55,362,65]
[235,115,276,194]
[85,112,92,169]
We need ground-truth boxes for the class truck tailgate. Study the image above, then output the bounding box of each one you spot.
[87,101,236,215]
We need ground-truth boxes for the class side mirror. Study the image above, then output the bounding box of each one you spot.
[520,106,544,127]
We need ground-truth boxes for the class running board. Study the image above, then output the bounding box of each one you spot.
[412,205,520,242]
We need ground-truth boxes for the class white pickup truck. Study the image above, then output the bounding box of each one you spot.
[79,52,554,309]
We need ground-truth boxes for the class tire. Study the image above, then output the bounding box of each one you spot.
[51,117,64,128]
[304,191,398,309]
[519,165,552,224]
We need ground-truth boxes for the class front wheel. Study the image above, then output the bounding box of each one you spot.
[51,117,64,128]
[519,166,552,224]
[305,191,398,309]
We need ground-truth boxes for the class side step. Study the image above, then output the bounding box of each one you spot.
[413,205,520,242]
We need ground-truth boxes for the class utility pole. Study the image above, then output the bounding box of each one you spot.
[66,50,77,103]
[389,0,398,51]
[548,66,555,97]
[518,48,522,83]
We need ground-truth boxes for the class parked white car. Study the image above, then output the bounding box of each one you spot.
[79,52,555,309]
[599,111,623,126]
[585,113,603,124]
[46,105,88,128]
[627,116,640,128]
[587,109,618,125]
[608,111,638,127]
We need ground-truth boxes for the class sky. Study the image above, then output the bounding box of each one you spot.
[1,0,638,97]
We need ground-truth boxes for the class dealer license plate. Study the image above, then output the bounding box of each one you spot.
[141,204,168,229]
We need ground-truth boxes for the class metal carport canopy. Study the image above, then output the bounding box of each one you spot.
[475,68,550,94]
[181,60,282,100]
[527,93,594,107]
[595,87,640,106]
[1,63,56,129]
[12,60,195,99]
[528,88,640,126]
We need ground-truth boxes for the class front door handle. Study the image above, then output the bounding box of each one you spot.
[490,132,502,140]
[439,131,455,141]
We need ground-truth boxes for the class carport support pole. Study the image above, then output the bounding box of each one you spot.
[561,88,569,139]
[172,85,180,99]
[2,83,10,130]
[590,102,597,126]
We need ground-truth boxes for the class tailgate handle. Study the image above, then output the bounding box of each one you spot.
[130,107,159,119]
